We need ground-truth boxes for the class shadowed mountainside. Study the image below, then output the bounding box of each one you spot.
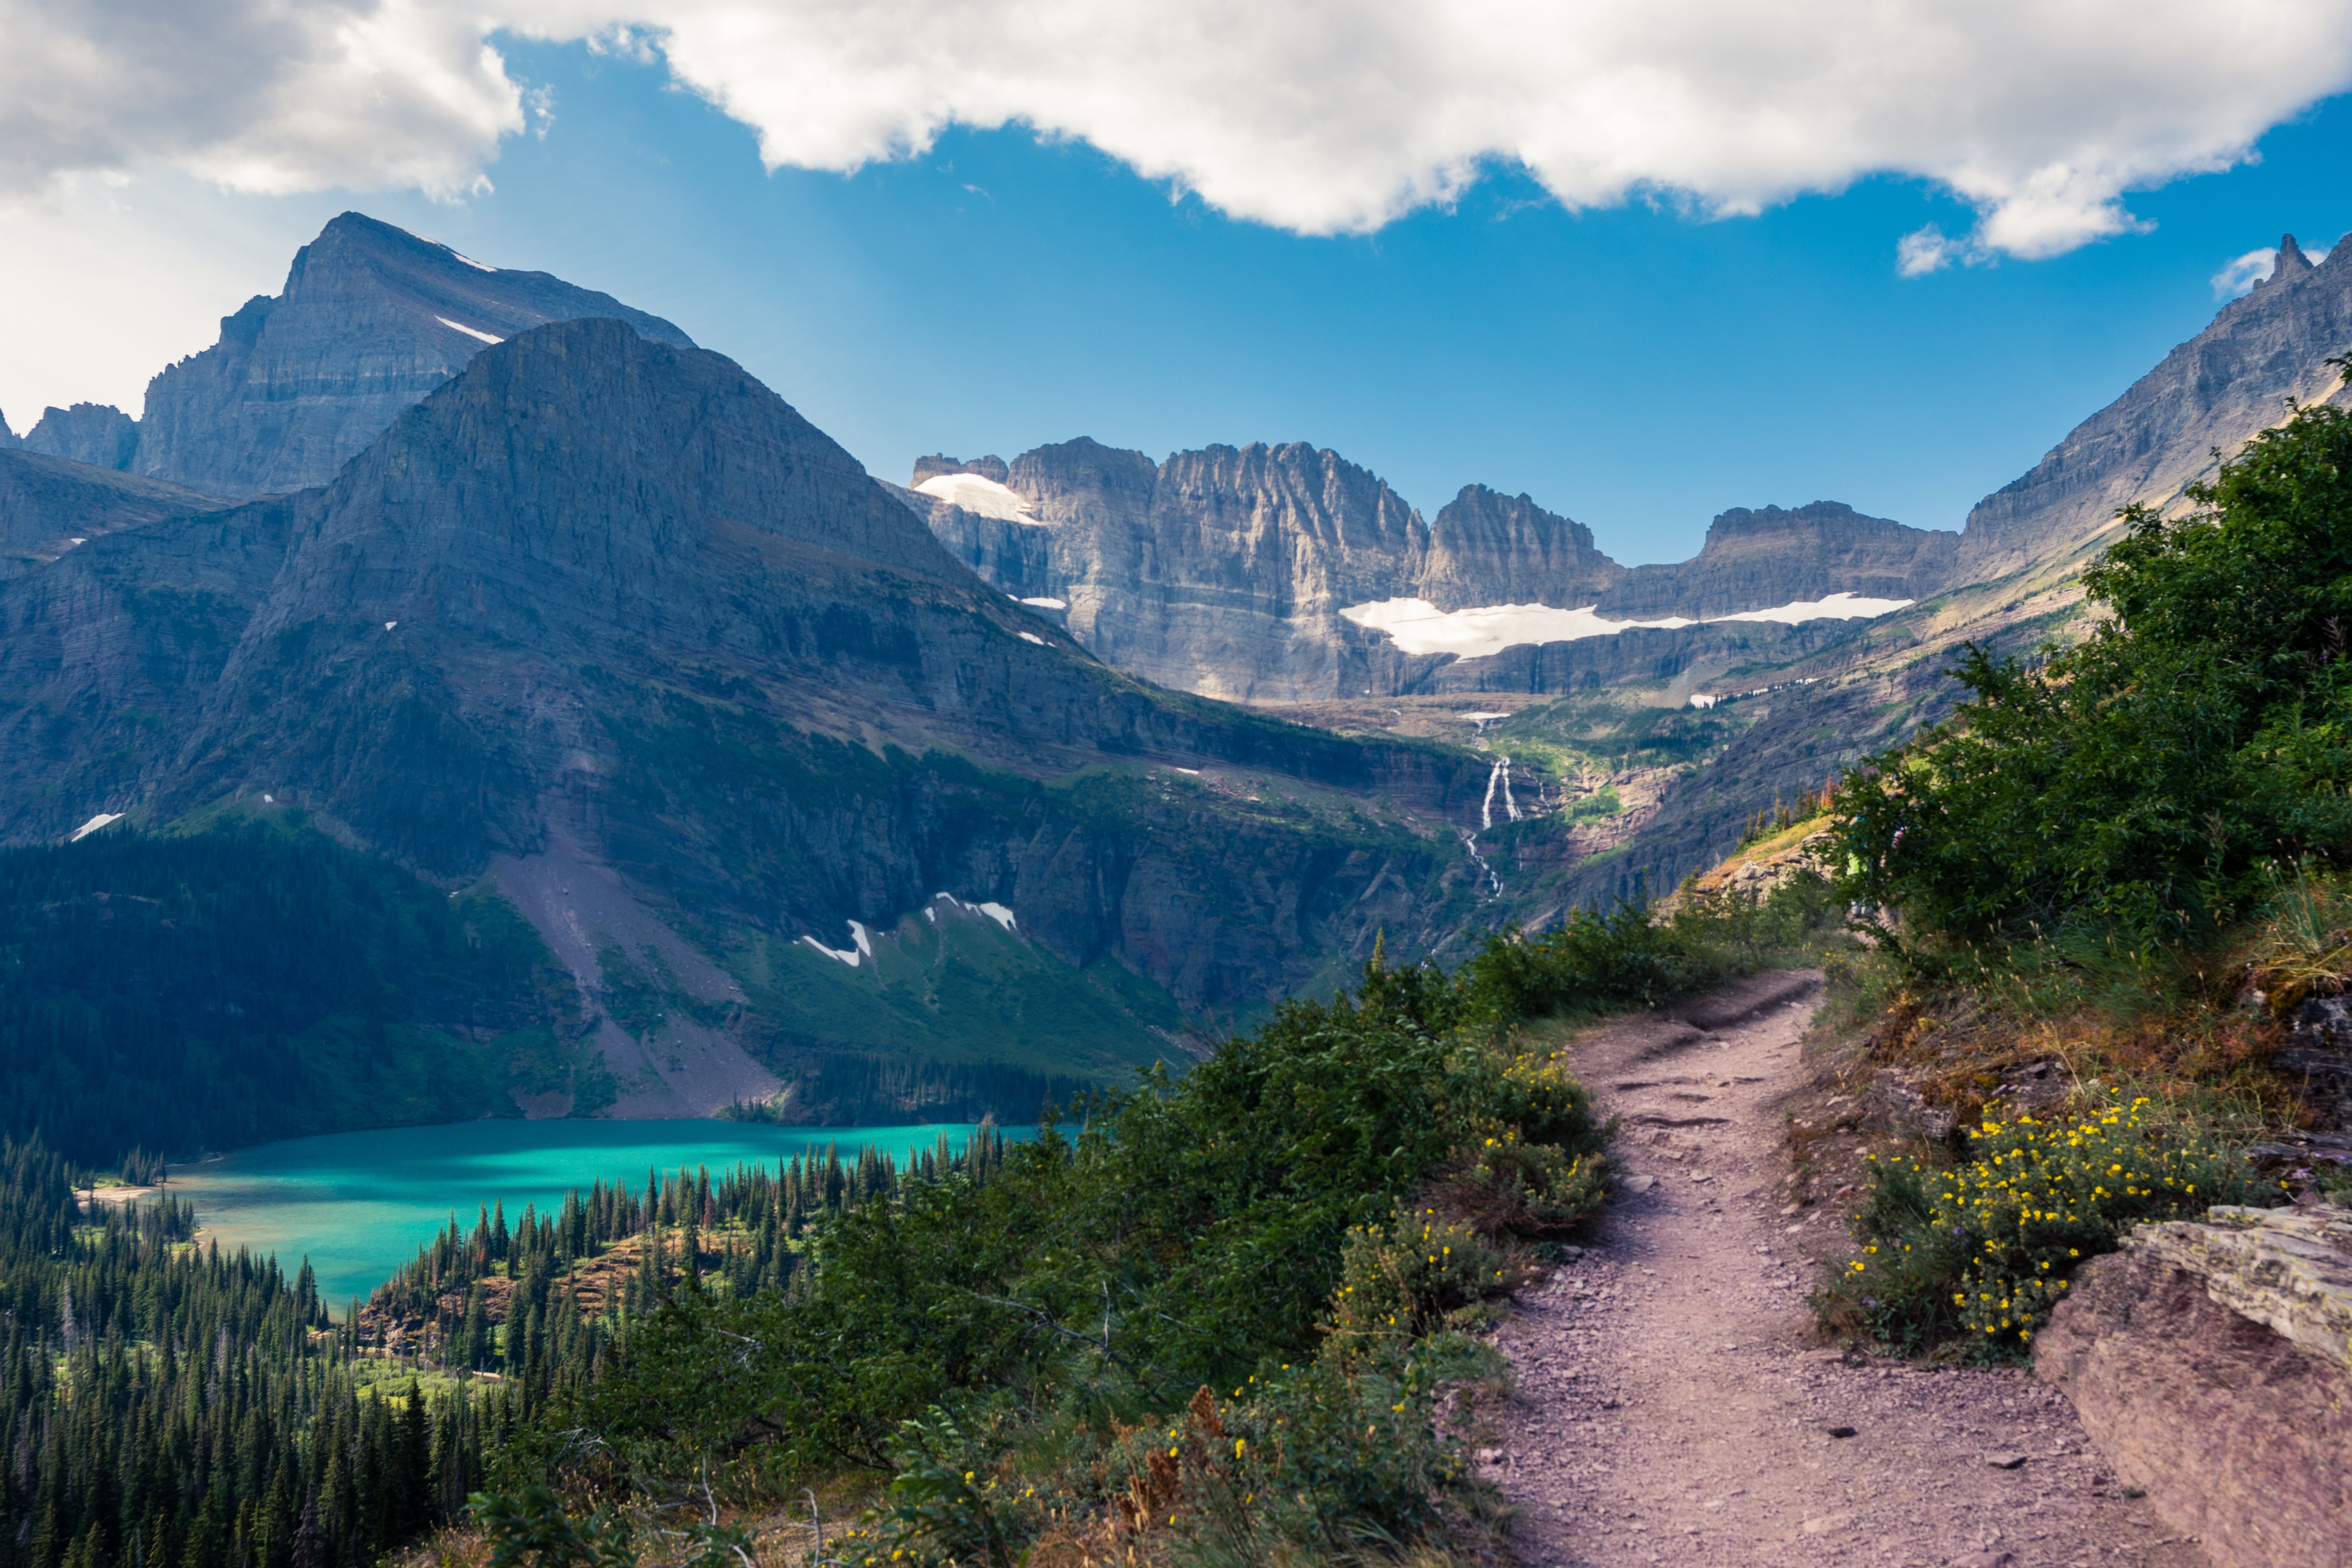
[0,318,1497,1116]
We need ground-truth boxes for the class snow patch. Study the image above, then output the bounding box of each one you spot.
[1689,693,1719,709]
[930,893,1015,932]
[384,620,397,631]
[800,930,861,967]
[1709,591,1914,624]
[1017,632,1048,645]
[67,537,85,547]
[68,813,121,843]
[1341,591,1913,659]
[916,473,1042,523]
[1341,599,1693,659]
[436,316,503,345]
[848,920,873,958]
[450,251,497,273]
[1020,596,1068,610]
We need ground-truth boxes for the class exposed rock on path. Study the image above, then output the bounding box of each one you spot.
[1489,971,2210,1568]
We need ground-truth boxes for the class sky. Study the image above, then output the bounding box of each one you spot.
[7,2,2352,564]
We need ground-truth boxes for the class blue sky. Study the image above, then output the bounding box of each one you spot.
[10,24,2352,565]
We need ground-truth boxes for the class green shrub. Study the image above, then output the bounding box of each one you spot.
[1325,1208,1512,1359]
[1824,1093,2267,1355]
[1836,383,2352,946]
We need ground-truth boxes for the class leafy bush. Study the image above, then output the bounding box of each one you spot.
[1324,1208,1515,1358]
[1823,1093,2266,1355]
[1837,383,2352,946]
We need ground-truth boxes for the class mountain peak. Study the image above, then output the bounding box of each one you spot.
[23,403,138,471]
[132,213,695,499]
[914,454,1009,485]
[2266,232,2316,287]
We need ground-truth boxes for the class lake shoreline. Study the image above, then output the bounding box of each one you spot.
[170,1117,1024,1308]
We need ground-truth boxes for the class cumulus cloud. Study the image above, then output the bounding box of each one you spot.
[1,0,529,200]
[2214,247,2283,297]
[7,0,2352,263]
[2211,239,2337,298]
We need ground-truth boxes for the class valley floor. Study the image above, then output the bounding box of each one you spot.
[1487,973,2210,1568]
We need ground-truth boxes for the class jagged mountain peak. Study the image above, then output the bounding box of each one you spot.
[2266,232,2318,286]
[915,453,1009,485]
[1417,485,1618,612]
[1959,226,2352,579]
[22,403,139,471]
[130,212,695,500]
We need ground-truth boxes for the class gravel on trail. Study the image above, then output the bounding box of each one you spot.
[1485,970,2211,1568]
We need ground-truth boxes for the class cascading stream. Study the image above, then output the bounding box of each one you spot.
[1482,756,1521,831]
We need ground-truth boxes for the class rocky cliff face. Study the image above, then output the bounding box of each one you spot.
[915,443,1955,701]
[0,319,1494,1107]
[127,212,695,498]
[1593,502,1956,620]
[1960,233,2352,579]
[0,449,221,577]
[1416,485,1622,611]
[23,404,140,471]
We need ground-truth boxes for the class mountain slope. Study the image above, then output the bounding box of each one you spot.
[0,318,1494,1117]
[0,448,221,577]
[1959,233,2352,579]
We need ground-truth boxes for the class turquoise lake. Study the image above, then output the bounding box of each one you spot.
[172,1119,1016,1310]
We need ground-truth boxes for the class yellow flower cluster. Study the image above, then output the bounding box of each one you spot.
[1851,1091,2243,1345]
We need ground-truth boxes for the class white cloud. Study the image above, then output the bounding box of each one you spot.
[2214,246,2282,297]
[1896,226,1969,277]
[2210,240,2337,298]
[1,0,528,201]
[6,1,2352,262]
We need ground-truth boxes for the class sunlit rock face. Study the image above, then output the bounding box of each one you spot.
[910,447,1955,701]
[129,212,695,499]
[1960,231,2352,581]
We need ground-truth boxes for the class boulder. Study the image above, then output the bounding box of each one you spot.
[2036,1205,2351,1568]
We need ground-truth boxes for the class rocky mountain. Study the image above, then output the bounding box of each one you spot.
[909,444,1956,701]
[1486,235,2352,913]
[22,404,140,471]
[0,448,222,578]
[1959,232,2352,579]
[21,212,695,499]
[1591,502,1957,620]
[0,314,1493,1118]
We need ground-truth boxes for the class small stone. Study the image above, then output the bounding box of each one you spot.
[1826,1425,1857,1438]
[1799,1512,1852,1534]
[1779,1203,1803,1217]
[1622,1174,1657,1194]
[1948,1554,2018,1568]
[1984,1452,2028,1470]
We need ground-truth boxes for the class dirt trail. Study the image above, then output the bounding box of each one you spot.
[1488,971,2210,1568]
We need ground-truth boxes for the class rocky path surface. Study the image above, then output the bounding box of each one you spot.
[1487,971,2210,1568]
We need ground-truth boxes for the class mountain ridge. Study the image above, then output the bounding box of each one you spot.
[910,442,1956,701]
[0,310,1500,1118]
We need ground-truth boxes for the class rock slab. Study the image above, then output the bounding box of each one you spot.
[2036,1212,2352,1568]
